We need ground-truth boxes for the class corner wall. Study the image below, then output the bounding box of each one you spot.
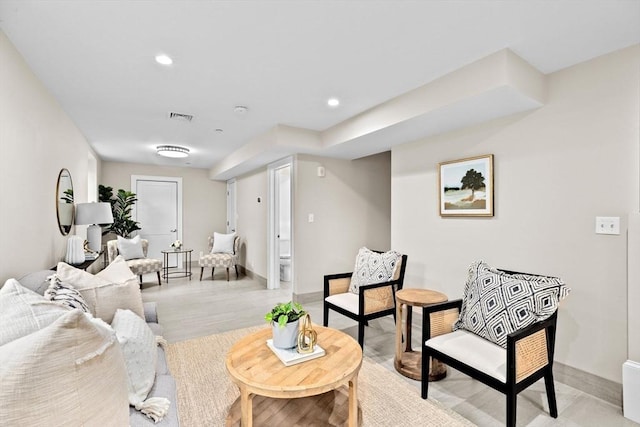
[391,45,640,383]
[100,162,227,256]
[294,152,392,298]
[0,31,96,281]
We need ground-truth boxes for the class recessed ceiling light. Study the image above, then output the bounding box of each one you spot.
[157,145,189,158]
[327,98,340,107]
[155,54,173,66]
[215,128,224,133]
[234,106,249,114]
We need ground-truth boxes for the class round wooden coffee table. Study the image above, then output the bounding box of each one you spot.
[225,326,362,427]
[395,288,448,381]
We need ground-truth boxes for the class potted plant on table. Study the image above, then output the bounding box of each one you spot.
[265,301,306,349]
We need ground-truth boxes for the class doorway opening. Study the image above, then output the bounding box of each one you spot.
[268,158,293,292]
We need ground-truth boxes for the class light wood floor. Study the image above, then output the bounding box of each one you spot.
[141,273,637,427]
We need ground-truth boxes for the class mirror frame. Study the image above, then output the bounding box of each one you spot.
[56,168,74,235]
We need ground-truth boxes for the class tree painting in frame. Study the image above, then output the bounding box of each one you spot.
[439,154,494,217]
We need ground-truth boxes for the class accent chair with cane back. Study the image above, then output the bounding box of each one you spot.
[421,261,570,427]
[323,247,407,348]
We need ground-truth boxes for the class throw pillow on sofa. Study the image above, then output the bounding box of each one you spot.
[0,279,71,346]
[453,260,571,348]
[56,258,144,323]
[44,274,90,312]
[112,308,170,422]
[0,309,129,425]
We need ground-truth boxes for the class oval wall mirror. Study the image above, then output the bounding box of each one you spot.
[56,168,74,235]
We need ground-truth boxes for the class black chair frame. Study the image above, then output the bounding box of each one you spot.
[420,270,559,427]
[323,253,408,348]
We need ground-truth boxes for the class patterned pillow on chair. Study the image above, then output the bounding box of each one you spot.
[348,247,402,294]
[453,260,570,348]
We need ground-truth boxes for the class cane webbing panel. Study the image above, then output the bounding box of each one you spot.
[328,277,350,296]
[363,286,394,314]
[430,308,460,338]
[515,328,548,383]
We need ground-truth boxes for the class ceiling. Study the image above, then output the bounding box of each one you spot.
[1,1,639,173]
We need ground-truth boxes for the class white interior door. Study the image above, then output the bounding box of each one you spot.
[227,179,236,233]
[132,176,183,267]
[268,157,293,292]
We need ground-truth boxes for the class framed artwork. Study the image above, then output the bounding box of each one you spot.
[439,154,494,217]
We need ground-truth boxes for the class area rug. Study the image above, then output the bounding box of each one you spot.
[166,326,475,426]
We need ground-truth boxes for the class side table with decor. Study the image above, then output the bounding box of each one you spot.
[395,288,450,381]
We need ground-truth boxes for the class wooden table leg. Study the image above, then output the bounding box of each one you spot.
[395,302,403,369]
[240,387,253,427]
[348,376,358,427]
[405,306,413,352]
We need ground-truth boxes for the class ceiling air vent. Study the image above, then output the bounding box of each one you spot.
[169,112,193,122]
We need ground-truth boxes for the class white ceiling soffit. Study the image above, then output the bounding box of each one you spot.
[210,49,546,180]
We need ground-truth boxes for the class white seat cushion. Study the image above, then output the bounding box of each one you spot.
[425,329,507,382]
[325,293,360,315]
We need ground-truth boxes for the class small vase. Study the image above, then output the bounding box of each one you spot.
[272,319,300,349]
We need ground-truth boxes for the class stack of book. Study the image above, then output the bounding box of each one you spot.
[266,339,326,366]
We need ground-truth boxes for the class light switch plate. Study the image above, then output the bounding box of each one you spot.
[595,216,620,235]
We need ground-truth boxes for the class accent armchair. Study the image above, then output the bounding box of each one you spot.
[106,239,162,287]
[421,263,570,427]
[198,235,240,281]
[323,249,407,348]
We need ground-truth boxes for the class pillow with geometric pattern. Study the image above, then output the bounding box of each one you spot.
[453,260,570,348]
[348,247,402,294]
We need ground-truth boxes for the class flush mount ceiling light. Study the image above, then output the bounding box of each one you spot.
[327,98,340,107]
[157,145,189,158]
[234,105,249,114]
[155,54,173,65]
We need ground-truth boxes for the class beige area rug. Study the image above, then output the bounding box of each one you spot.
[167,326,475,427]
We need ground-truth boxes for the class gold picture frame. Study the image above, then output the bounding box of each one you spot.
[439,154,494,217]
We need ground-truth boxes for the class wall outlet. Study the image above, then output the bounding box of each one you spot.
[595,216,620,235]
[308,213,314,223]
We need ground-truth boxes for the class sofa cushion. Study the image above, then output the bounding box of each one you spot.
[129,375,179,427]
[349,247,401,294]
[56,260,144,323]
[453,261,570,348]
[117,235,145,260]
[211,232,236,254]
[0,309,129,426]
[0,279,71,346]
[112,309,169,422]
[44,274,90,312]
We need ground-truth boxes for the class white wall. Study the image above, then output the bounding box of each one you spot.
[391,45,640,383]
[294,152,392,297]
[235,168,269,276]
[0,31,97,281]
[101,162,226,257]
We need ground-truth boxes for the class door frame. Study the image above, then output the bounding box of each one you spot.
[267,157,294,291]
[130,175,183,255]
[227,179,237,234]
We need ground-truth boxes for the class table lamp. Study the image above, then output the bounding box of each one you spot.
[75,202,114,252]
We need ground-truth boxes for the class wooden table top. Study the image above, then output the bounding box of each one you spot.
[225,325,362,399]
[396,288,448,307]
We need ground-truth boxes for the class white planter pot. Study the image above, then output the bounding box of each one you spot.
[272,319,300,349]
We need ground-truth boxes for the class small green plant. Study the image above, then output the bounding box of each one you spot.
[265,301,306,328]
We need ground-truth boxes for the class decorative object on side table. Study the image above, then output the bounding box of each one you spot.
[265,301,306,349]
[75,202,114,252]
[170,240,182,250]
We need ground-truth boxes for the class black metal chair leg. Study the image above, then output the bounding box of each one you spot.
[506,391,517,427]
[357,321,365,348]
[156,271,161,286]
[199,267,203,281]
[545,368,559,418]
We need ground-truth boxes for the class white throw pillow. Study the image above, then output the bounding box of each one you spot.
[0,279,71,346]
[117,235,145,260]
[98,255,137,283]
[56,261,144,323]
[0,309,129,425]
[211,232,236,254]
[112,309,169,422]
[349,247,402,294]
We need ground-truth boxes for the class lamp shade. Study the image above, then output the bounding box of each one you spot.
[75,202,114,225]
